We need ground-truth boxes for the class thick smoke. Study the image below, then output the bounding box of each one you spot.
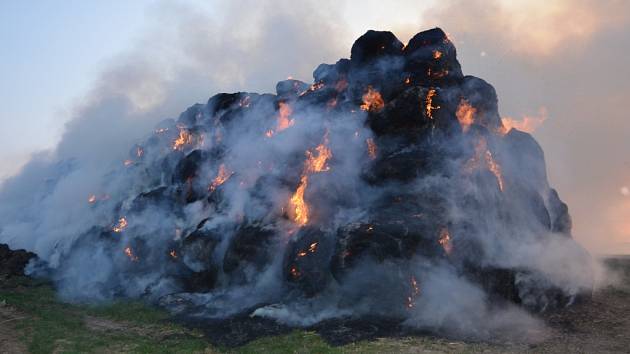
[1,24,595,341]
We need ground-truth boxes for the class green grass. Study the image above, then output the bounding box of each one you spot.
[0,277,500,354]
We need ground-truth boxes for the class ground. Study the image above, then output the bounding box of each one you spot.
[0,257,628,354]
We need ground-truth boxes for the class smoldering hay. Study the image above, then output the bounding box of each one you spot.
[0,28,594,337]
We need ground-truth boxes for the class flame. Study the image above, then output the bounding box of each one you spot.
[277,102,295,132]
[366,138,377,160]
[136,146,144,158]
[88,194,97,204]
[209,164,232,192]
[123,159,134,167]
[485,150,504,192]
[290,175,309,226]
[425,89,440,119]
[172,128,193,151]
[239,95,251,108]
[112,217,128,233]
[289,135,333,226]
[427,68,449,79]
[456,99,476,133]
[308,242,318,253]
[500,108,548,135]
[433,50,443,59]
[169,250,178,259]
[465,138,505,192]
[438,227,453,255]
[360,86,384,112]
[124,247,139,262]
[406,276,421,308]
[404,77,411,85]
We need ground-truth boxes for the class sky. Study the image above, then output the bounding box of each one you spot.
[0,0,628,254]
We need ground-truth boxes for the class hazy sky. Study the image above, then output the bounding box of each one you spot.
[0,0,628,254]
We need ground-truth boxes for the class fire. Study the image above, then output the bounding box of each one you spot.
[297,242,318,257]
[239,95,251,108]
[300,82,325,96]
[456,99,476,133]
[289,135,333,226]
[425,88,440,119]
[438,227,453,255]
[433,50,443,59]
[88,194,97,204]
[136,146,144,157]
[465,138,505,192]
[485,150,504,192]
[360,86,384,112]
[290,175,309,226]
[124,247,139,262]
[290,265,301,278]
[404,77,411,85]
[169,250,177,259]
[172,127,193,151]
[500,108,548,135]
[209,164,232,192]
[277,102,295,132]
[366,138,377,160]
[406,276,421,308]
[123,159,134,167]
[112,217,128,233]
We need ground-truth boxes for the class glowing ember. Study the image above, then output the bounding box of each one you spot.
[425,88,440,119]
[366,138,377,160]
[300,82,325,96]
[438,228,453,255]
[406,276,421,308]
[500,108,548,135]
[433,50,443,59]
[172,128,193,151]
[404,77,411,85]
[456,99,476,133]
[360,86,384,112]
[465,138,505,192]
[169,250,178,259]
[209,164,232,192]
[87,194,97,204]
[124,247,139,262]
[112,217,128,233]
[123,159,134,167]
[308,242,318,253]
[484,150,504,192]
[290,265,301,278]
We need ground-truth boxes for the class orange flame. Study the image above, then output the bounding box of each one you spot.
[209,164,232,192]
[360,86,384,112]
[169,250,177,259]
[112,217,128,233]
[404,77,411,85]
[425,89,440,119]
[433,50,443,59]
[500,108,548,135]
[172,128,193,151]
[124,246,139,262]
[438,227,453,255]
[465,138,505,192]
[456,99,476,133]
[277,102,295,132]
[289,135,333,226]
[366,138,377,160]
[290,175,309,226]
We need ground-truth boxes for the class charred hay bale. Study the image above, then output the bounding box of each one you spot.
[283,227,334,296]
[222,223,276,275]
[330,220,440,282]
[0,243,37,277]
[403,27,463,86]
[350,30,404,64]
[547,188,572,235]
[313,59,350,85]
[180,227,221,292]
[276,79,309,98]
[458,76,502,132]
[177,103,207,126]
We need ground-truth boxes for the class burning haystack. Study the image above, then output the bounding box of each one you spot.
[1,28,592,337]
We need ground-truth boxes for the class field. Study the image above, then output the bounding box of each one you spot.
[1,257,629,353]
